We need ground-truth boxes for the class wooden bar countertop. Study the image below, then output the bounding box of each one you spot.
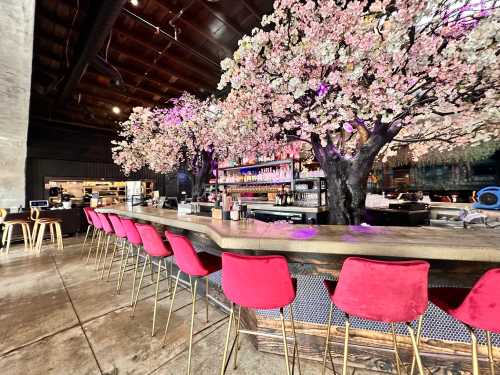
[99,205,500,263]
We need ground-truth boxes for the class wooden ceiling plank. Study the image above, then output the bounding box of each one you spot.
[195,0,245,37]
[240,0,260,18]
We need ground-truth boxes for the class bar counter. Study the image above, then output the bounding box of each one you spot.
[99,205,500,374]
[101,205,500,262]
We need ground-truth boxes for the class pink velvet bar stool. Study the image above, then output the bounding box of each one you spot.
[220,253,301,375]
[102,214,128,281]
[429,268,500,375]
[95,213,115,272]
[117,216,144,302]
[85,210,103,264]
[80,207,94,257]
[132,223,173,337]
[322,257,430,375]
[162,231,222,375]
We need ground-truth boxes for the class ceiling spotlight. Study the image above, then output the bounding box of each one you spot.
[130,0,139,6]
[112,106,121,114]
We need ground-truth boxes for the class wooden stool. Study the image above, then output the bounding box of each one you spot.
[34,217,64,254]
[1,213,33,255]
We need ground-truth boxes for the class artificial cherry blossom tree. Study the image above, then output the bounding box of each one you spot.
[217,0,500,224]
[112,93,221,198]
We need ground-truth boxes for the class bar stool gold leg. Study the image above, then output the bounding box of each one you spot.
[87,231,102,264]
[233,305,242,369]
[96,234,110,271]
[187,278,199,375]
[407,322,425,375]
[131,254,149,317]
[162,269,181,346]
[116,242,130,294]
[88,228,97,257]
[205,276,210,323]
[106,237,123,281]
[85,228,97,261]
[486,331,496,375]
[32,221,39,246]
[100,236,117,279]
[289,304,302,375]
[36,223,46,254]
[126,245,139,300]
[342,314,350,375]
[390,323,403,375]
[58,223,63,250]
[409,316,424,375]
[5,225,13,255]
[467,326,480,375]
[54,222,63,251]
[279,307,292,375]
[28,224,34,252]
[81,225,92,256]
[20,223,29,251]
[1,224,8,253]
[322,302,334,375]
[220,303,235,375]
[49,223,55,244]
[151,259,162,337]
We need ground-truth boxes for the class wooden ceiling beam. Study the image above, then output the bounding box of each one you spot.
[56,0,128,106]
[121,8,221,69]
[112,27,218,84]
[82,72,169,105]
[106,45,210,93]
[77,82,157,107]
[153,0,233,56]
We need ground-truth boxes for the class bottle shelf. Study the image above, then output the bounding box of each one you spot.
[219,159,293,171]
[219,180,292,186]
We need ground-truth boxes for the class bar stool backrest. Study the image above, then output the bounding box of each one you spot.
[82,207,93,226]
[222,253,295,309]
[165,231,207,276]
[333,257,429,323]
[119,217,142,245]
[455,268,500,333]
[135,223,172,257]
[108,214,127,238]
[30,207,40,221]
[97,213,114,234]
[88,210,103,229]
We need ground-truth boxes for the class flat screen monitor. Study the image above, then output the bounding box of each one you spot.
[29,200,49,208]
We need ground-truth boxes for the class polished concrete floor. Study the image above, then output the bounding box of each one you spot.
[0,236,323,375]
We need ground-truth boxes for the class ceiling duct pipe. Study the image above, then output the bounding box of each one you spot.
[56,0,128,106]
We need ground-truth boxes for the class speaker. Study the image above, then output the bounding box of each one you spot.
[473,186,500,210]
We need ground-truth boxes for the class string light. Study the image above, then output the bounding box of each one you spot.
[130,0,139,6]
[112,106,121,114]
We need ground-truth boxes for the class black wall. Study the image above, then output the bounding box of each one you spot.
[26,119,176,203]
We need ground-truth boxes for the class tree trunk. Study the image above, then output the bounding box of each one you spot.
[310,127,396,225]
[322,157,370,225]
[190,150,213,200]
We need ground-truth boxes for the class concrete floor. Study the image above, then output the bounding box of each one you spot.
[0,236,323,375]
